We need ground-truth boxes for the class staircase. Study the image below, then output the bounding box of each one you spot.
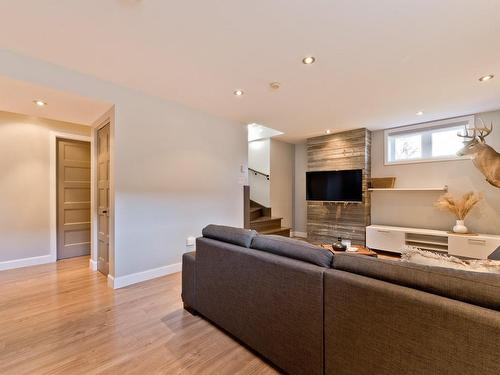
[249,200,290,237]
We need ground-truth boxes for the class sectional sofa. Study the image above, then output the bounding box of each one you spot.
[181,225,500,375]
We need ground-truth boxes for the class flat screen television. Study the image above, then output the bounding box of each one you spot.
[306,169,363,202]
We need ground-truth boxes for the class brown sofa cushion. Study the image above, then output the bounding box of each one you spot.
[181,251,196,309]
[202,224,257,248]
[333,253,500,310]
[251,235,333,268]
[324,269,500,375]
[195,237,325,375]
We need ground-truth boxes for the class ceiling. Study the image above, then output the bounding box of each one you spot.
[0,0,499,142]
[248,123,283,142]
[0,75,112,125]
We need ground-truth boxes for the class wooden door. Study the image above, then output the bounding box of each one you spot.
[97,124,110,275]
[57,139,91,259]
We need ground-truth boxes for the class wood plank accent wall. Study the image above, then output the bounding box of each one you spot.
[307,128,371,245]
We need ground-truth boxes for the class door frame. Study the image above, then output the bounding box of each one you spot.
[91,107,115,283]
[49,131,93,264]
[95,121,110,276]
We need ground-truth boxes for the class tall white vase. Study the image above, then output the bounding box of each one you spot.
[453,220,468,234]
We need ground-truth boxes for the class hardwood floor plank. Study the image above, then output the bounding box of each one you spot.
[0,257,279,375]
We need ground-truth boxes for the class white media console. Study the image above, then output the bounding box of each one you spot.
[366,225,500,259]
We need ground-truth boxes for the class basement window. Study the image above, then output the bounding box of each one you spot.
[384,115,475,165]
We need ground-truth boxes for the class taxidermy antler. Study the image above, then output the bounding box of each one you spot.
[457,118,500,188]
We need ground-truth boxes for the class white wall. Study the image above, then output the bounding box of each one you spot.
[0,50,247,282]
[248,139,270,207]
[270,139,294,228]
[0,111,91,268]
[248,139,270,174]
[293,143,307,234]
[113,95,247,277]
[371,109,500,235]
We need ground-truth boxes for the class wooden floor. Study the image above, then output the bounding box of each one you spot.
[0,257,279,375]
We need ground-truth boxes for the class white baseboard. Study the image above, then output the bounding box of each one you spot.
[107,262,182,289]
[292,231,308,238]
[107,274,115,288]
[0,254,55,272]
[89,259,98,271]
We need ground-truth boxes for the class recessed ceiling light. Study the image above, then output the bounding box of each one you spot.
[234,90,244,96]
[416,111,424,116]
[302,56,316,65]
[479,74,494,82]
[325,129,331,134]
[33,100,47,107]
[269,82,281,90]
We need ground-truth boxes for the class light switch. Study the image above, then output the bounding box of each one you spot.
[186,236,196,246]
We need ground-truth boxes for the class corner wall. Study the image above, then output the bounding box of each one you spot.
[371,109,500,234]
[248,139,271,207]
[293,143,307,235]
[270,139,293,228]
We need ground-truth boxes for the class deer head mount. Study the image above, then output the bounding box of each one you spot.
[457,118,500,188]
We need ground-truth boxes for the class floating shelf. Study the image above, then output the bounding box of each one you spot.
[368,185,448,192]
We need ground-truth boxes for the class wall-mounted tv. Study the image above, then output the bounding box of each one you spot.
[306,169,363,202]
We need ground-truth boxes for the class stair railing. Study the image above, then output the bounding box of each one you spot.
[248,168,270,180]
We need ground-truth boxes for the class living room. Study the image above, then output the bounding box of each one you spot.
[0,1,499,374]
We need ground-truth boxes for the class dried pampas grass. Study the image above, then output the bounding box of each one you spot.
[434,191,482,220]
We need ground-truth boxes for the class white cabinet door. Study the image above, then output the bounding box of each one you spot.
[366,227,405,253]
[448,236,500,259]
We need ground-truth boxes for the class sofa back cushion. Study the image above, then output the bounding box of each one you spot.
[333,253,500,310]
[251,235,333,268]
[195,237,325,375]
[324,269,500,375]
[202,224,257,248]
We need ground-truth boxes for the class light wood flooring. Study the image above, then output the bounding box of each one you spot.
[0,257,279,375]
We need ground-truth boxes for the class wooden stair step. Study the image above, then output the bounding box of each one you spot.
[250,216,282,223]
[249,200,271,217]
[259,227,291,237]
[250,207,263,221]
[250,200,263,208]
[250,216,283,231]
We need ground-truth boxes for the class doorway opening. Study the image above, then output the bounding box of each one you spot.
[0,75,114,278]
[53,118,111,277]
[56,138,91,260]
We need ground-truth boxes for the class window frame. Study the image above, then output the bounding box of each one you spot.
[383,115,475,166]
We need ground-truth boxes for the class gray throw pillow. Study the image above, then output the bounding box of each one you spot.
[202,224,257,248]
[251,235,333,268]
